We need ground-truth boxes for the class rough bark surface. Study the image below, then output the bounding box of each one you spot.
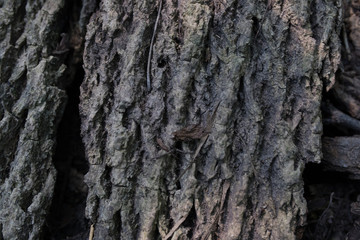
[323,136,360,179]
[0,1,95,239]
[0,1,67,239]
[80,0,342,239]
[303,1,360,239]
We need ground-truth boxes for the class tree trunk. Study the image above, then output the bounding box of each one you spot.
[79,0,342,240]
[0,0,344,239]
[0,0,95,239]
[0,1,67,239]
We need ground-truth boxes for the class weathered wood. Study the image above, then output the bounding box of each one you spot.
[322,101,360,135]
[80,0,342,239]
[327,1,360,121]
[329,74,360,120]
[322,136,360,179]
[303,1,360,239]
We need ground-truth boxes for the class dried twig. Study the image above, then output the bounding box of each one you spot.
[313,192,335,239]
[88,224,94,240]
[175,134,209,182]
[164,215,187,240]
[147,0,163,91]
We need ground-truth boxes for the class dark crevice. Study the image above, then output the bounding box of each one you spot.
[44,0,91,238]
[113,210,121,239]
[252,16,260,39]
[152,220,161,240]
[44,63,89,240]
[302,163,360,239]
[157,55,167,68]
[103,165,112,199]
[0,224,3,240]
[182,204,197,238]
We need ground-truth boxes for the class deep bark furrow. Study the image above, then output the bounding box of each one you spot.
[80,0,342,239]
[0,0,97,239]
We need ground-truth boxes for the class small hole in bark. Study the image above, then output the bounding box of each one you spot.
[174,37,182,45]
[252,16,260,36]
[157,55,167,68]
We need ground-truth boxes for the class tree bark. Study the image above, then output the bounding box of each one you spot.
[0,1,68,239]
[79,0,342,239]
[0,0,95,239]
[0,0,344,239]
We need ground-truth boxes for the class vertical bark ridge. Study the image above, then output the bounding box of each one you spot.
[0,0,70,239]
[80,0,342,239]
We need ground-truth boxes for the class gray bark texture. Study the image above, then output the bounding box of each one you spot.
[0,1,67,239]
[79,0,342,240]
[0,0,344,239]
[0,0,96,239]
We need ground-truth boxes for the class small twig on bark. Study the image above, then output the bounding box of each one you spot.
[88,224,94,240]
[313,192,334,239]
[174,135,209,182]
[147,0,163,91]
[164,215,187,240]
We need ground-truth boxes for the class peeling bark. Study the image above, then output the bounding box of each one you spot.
[80,0,342,239]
